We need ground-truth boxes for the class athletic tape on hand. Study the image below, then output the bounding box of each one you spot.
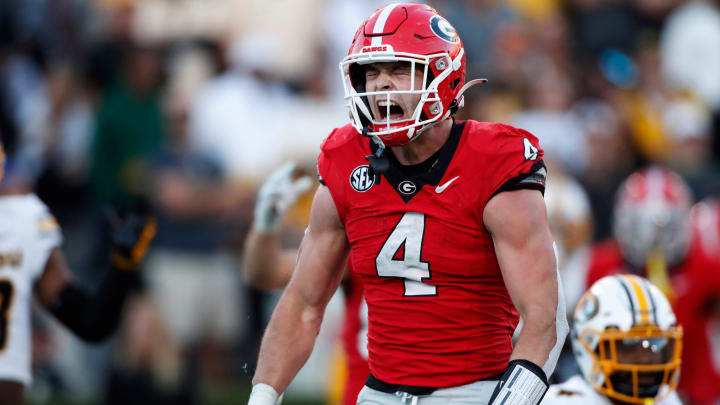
[490,360,549,405]
[248,383,283,405]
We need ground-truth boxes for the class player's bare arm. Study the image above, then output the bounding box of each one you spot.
[485,188,568,403]
[250,185,349,404]
[243,231,300,289]
[34,248,72,307]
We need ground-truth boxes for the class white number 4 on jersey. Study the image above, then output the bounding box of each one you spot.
[523,138,538,161]
[376,212,437,296]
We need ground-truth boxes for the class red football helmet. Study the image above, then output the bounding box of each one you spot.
[613,166,693,269]
[340,3,481,147]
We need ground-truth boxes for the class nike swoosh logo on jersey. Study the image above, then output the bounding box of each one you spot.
[435,176,460,193]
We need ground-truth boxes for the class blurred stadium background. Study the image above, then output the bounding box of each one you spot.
[1,0,719,404]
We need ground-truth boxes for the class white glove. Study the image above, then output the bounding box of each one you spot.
[253,162,313,232]
[248,383,283,405]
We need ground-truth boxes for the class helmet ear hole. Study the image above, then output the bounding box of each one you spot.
[348,63,373,126]
[349,64,366,93]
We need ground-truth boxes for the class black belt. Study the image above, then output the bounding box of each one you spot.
[365,372,504,396]
[365,373,437,395]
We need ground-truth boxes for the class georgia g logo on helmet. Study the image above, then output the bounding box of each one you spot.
[429,15,459,44]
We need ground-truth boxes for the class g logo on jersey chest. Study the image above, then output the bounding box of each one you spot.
[350,165,375,192]
[398,181,416,195]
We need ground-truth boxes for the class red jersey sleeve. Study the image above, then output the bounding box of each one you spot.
[484,123,546,199]
[317,126,357,223]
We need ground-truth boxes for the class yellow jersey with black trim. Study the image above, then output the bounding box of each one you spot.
[0,193,62,385]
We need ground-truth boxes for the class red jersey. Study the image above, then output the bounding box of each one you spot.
[340,272,370,405]
[587,225,720,404]
[318,120,545,388]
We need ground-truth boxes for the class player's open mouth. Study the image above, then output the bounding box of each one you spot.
[377,100,405,120]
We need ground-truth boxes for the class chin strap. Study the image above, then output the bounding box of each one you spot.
[363,126,389,184]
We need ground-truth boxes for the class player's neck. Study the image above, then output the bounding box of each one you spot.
[390,119,452,166]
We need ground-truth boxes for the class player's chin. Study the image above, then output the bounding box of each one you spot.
[610,371,663,398]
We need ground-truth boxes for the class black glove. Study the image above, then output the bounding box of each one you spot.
[488,359,549,405]
[109,202,157,271]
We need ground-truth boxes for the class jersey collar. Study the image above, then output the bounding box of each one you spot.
[369,120,465,203]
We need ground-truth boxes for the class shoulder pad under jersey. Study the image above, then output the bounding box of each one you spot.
[463,121,542,154]
[320,124,358,154]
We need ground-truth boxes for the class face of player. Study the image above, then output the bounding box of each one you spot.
[365,61,425,123]
[607,337,675,400]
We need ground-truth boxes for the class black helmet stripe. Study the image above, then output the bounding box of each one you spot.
[617,276,637,326]
[641,279,658,325]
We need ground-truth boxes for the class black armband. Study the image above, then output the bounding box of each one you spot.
[50,266,138,342]
[492,161,547,199]
[489,359,549,405]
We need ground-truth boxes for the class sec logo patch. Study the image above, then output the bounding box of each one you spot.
[350,165,375,192]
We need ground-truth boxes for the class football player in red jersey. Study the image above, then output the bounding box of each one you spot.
[247,4,567,405]
[586,166,720,404]
[243,162,370,405]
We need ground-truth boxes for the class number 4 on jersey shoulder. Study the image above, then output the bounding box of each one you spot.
[523,138,538,161]
[375,212,437,297]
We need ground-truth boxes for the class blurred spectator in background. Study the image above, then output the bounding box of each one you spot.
[89,44,165,210]
[511,66,588,175]
[660,0,720,113]
[567,0,641,68]
[84,0,136,93]
[435,0,517,81]
[106,295,192,405]
[661,96,720,197]
[0,43,50,185]
[660,0,720,169]
[142,42,248,395]
[188,31,296,182]
[570,98,635,239]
